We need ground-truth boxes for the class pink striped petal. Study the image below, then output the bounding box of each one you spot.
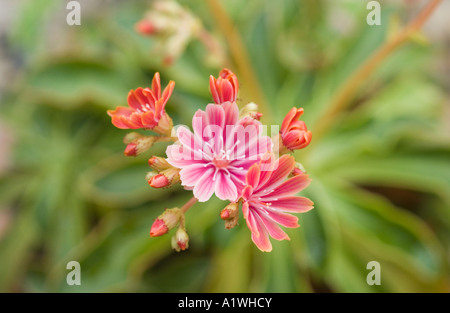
[179,163,213,187]
[193,167,215,202]
[242,185,253,202]
[192,109,208,140]
[268,196,314,213]
[176,126,206,160]
[221,101,239,126]
[253,209,290,241]
[215,171,238,201]
[245,163,260,189]
[261,174,311,200]
[246,209,272,252]
[206,103,225,129]
[166,144,203,168]
[257,154,295,192]
[258,205,299,228]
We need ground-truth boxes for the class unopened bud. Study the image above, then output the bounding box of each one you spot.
[148,174,169,188]
[239,102,262,120]
[135,20,156,36]
[150,208,182,237]
[171,227,189,252]
[148,167,180,188]
[123,135,156,157]
[148,156,171,172]
[123,132,143,144]
[124,143,138,156]
[291,162,306,176]
[220,202,239,229]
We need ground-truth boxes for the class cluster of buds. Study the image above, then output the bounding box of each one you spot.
[107,68,314,252]
[150,208,189,252]
[147,156,180,188]
[135,0,224,66]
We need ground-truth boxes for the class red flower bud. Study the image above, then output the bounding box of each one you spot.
[279,107,312,152]
[209,68,239,104]
[150,208,182,237]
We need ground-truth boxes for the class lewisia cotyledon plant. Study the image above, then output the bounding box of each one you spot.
[107,68,313,252]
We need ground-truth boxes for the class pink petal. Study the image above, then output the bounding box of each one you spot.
[221,101,239,126]
[176,126,206,160]
[241,185,253,202]
[166,144,203,168]
[214,171,238,201]
[245,163,260,189]
[220,80,233,103]
[246,209,272,252]
[193,167,215,202]
[261,174,311,200]
[268,196,314,213]
[258,205,300,228]
[179,163,213,187]
[257,154,295,192]
[253,208,290,241]
[206,103,225,129]
[192,109,208,140]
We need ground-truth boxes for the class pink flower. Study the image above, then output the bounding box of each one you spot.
[107,72,175,135]
[209,68,239,104]
[280,107,312,151]
[166,102,272,202]
[241,154,314,252]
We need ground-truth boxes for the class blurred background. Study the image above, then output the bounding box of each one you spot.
[0,0,449,292]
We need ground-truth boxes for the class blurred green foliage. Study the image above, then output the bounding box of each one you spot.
[0,0,449,292]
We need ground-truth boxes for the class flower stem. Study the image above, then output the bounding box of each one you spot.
[311,0,442,141]
[206,0,270,117]
[181,196,198,213]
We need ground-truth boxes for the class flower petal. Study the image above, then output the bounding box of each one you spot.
[214,171,238,201]
[221,101,239,126]
[246,208,272,252]
[269,196,314,213]
[258,205,300,228]
[193,167,215,202]
[245,163,260,189]
[152,72,161,99]
[179,163,213,187]
[206,103,225,129]
[166,144,203,168]
[257,154,295,192]
[261,174,311,200]
[253,208,290,241]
